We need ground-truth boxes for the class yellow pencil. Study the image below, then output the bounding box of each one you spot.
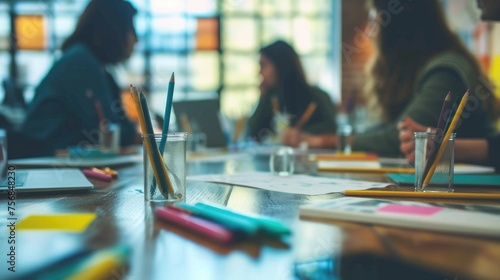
[295,102,317,129]
[180,113,192,134]
[318,166,415,174]
[423,91,469,188]
[271,95,280,113]
[343,190,500,200]
[232,116,246,142]
[130,86,174,198]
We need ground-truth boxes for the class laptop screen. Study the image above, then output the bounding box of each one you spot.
[173,99,227,148]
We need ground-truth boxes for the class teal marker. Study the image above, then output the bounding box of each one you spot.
[176,203,259,236]
[195,203,291,237]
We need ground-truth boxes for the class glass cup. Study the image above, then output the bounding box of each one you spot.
[414,132,455,192]
[270,146,295,176]
[187,132,207,152]
[143,133,187,202]
[99,122,120,153]
[0,129,7,182]
[337,124,353,154]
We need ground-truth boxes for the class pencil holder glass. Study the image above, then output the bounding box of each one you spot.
[142,133,187,203]
[414,132,455,192]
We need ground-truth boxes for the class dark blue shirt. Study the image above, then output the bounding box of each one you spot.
[20,43,136,156]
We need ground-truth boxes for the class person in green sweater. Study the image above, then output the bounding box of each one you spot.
[247,40,337,143]
[399,0,500,171]
[288,0,498,157]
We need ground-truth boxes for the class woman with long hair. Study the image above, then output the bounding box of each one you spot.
[247,40,337,142]
[293,0,498,156]
[399,0,500,171]
[18,0,138,157]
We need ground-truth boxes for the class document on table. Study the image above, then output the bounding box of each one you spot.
[187,172,393,195]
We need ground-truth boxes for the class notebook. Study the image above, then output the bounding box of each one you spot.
[300,197,500,238]
[0,168,94,192]
[388,173,500,187]
[173,98,227,148]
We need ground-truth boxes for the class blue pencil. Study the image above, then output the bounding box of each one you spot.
[138,90,174,198]
[159,73,175,153]
[152,73,175,195]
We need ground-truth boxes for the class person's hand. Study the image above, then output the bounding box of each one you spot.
[398,117,432,163]
[282,127,301,147]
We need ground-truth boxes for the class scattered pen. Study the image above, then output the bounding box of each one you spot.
[83,169,112,181]
[91,167,118,179]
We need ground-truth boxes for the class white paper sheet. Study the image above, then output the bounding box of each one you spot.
[187,172,393,195]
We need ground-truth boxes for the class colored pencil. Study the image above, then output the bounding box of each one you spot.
[152,73,175,195]
[423,91,469,189]
[180,113,192,134]
[159,72,175,153]
[86,89,107,134]
[295,102,317,129]
[421,92,454,182]
[232,116,246,143]
[139,90,175,197]
[129,86,174,199]
[271,95,280,113]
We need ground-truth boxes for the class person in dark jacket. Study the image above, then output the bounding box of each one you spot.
[17,0,139,158]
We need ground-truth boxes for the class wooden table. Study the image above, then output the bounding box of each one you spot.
[2,153,500,280]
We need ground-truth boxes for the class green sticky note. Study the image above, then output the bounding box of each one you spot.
[17,213,97,233]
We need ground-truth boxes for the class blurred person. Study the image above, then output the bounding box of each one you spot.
[288,0,498,157]
[247,40,337,143]
[16,0,138,158]
[399,0,500,171]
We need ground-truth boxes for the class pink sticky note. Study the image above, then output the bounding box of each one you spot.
[377,204,443,216]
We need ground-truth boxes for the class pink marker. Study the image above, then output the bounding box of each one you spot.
[82,169,112,181]
[156,206,234,244]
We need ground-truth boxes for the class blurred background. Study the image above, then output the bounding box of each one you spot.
[0,0,499,130]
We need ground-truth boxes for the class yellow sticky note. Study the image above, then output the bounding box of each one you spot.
[17,213,97,233]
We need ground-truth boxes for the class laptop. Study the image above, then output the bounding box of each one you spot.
[0,168,94,193]
[173,99,228,148]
